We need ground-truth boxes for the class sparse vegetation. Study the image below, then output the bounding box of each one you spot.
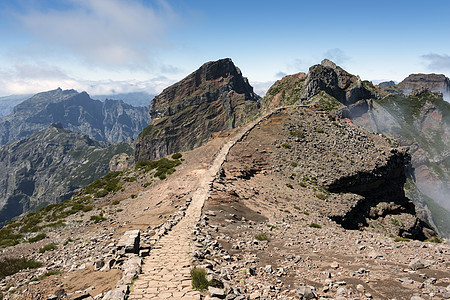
[0,258,42,280]
[309,222,322,228]
[112,200,120,205]
[32,270,62,281]
[171,152,182,159]
[281,143,291,149]
[255,232,270,241]
[39,243,58,253]
[90,214,106,224]
[315,193,326,200]
[425,236,444,243]
[136,157,182,180]
[394,237,410,242]
[190,267,209,291]
[290,162,297,167]
[27,233,47,243]
[267,224,279,230]
[131,194,138,199]
[286,183,294,189]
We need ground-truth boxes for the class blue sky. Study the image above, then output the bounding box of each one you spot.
[0,0,449,97]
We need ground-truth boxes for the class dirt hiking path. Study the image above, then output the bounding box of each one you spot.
[128,115,268,299]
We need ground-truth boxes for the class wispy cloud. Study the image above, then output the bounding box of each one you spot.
[14,0,177,71]
[323,48,349,65]
[0,63,174,96]
[422,53,450,71]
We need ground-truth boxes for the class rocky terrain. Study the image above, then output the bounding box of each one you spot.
[344,90,450,239]
[0,106,448,300]
[261,59,377,111]
[135,58,261,162]
[262,61,450,241]
[0,95,31,118]
[0,123,133,224]
[0,88,150,146]
[396,74,450,95]
[0,59,448,300]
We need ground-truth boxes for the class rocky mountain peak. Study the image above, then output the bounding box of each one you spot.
[301,59,375,105]
[150,58,258,120]
[135,58,261,162]
[397,73,450,94]
[262,60,377,110]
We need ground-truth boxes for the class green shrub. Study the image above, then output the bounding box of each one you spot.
[394,237,410,242]
[290,162,298,167]
[124,176,137,182]
[425,236,443,243]
[267,224,279,230]
[112,200,120,205]
[309,222,322,228]
[131,194,137,199]
[32,270,62,281]
[315,193,326,200]
[286,183,294,189]
[191,267,209,291]
[171,153,182,159]
[255,232,270,241]
[294,205,301,210]
[28,233,47,243]
[39,243,57,253]
[94,189,109,198]
[90,214,106,224]
[0,258,42,279]
[281,143,291,149]
[0,227,23,248]
[303,211,310,215]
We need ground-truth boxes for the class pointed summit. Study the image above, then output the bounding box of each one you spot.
[135,58,261,162]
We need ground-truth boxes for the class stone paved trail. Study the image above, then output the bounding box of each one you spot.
[128,117,263,299]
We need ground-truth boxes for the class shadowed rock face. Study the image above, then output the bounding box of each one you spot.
[135,58,261,162]
[0,88,150,146]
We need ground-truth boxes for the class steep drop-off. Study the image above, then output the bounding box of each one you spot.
[0,124,133,224]
[135,58,261,162]
[0,88,150,146]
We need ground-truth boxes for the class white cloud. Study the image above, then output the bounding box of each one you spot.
[323,48,349,65]
[0,63,174,96]
[422,53,450,71]
[250,80,275,97]
[17,0,177,70]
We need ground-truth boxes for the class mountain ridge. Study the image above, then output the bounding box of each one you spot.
[0,88,150,146]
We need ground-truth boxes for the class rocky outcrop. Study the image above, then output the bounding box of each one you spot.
[397,73,450,94]
[135,58,261,162]
[211,107,435,240]
[0,88,150,146]
[262,59,377,110]
[0,124,133,224]
[346,92,450,238]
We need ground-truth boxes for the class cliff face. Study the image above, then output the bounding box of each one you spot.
[348,92,450,238]
[135,58,261,162]
[211,107,435,240]
[0,124,133,224]
[0,88,150,146]
[262,59,377,110]
[396,73,450,94]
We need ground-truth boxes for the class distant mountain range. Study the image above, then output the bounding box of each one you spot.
[0,94,32,118]
[0,123,133,224]
[92,91,154,107]
[0,88,150,146]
